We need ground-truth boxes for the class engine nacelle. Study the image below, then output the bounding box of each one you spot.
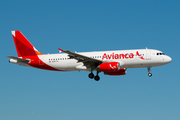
[98,62,120,72]
[104,68,126,76]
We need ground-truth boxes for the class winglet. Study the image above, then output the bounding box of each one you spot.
[58,48,64,52]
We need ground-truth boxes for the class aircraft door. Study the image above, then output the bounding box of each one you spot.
[146,50,151,60]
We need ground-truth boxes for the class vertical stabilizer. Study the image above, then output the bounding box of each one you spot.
[11,31,43,57]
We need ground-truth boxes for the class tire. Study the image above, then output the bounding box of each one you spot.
[88,73,94,79]
[148,73,152,77]
[94,75,100,81]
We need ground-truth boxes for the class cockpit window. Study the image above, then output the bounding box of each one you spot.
[157,53,165,55]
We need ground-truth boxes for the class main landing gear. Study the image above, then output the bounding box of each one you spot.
[147,67,152,77]
[88,71,100,81]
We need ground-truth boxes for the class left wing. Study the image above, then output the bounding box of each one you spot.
[58,48,102,69]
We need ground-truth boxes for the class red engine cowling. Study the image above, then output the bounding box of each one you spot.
[98,62,120,72]
[104,68,126,76]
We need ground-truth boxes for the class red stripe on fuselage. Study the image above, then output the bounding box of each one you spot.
[22,55,63,71]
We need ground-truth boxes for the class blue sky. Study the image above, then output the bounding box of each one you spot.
[1,0,180,120]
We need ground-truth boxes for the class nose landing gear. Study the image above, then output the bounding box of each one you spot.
[148,73,152,77]
[147,67,152,77]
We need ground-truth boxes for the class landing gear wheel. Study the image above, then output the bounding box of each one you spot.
[147,67,152,77]
[94,75,100,81]
[88,73,94,79]
[148,73,152,77]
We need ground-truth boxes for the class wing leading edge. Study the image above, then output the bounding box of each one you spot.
[58,48,102,70]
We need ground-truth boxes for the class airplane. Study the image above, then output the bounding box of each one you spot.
[7,31,172,81]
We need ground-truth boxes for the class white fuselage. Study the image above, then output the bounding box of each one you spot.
[38,49,172,71]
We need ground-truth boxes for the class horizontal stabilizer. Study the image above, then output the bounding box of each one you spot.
[7,56,30,65]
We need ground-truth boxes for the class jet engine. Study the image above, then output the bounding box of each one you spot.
[98,62,121,72]
[104,68,126,76]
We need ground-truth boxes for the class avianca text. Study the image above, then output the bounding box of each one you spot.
[102,53,134,60]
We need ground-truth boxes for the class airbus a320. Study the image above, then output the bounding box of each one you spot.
[8,31,172,81]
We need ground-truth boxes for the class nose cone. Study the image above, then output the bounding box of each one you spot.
[165,56,172,63]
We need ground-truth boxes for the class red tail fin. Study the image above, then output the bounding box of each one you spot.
[11,31,43,57]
